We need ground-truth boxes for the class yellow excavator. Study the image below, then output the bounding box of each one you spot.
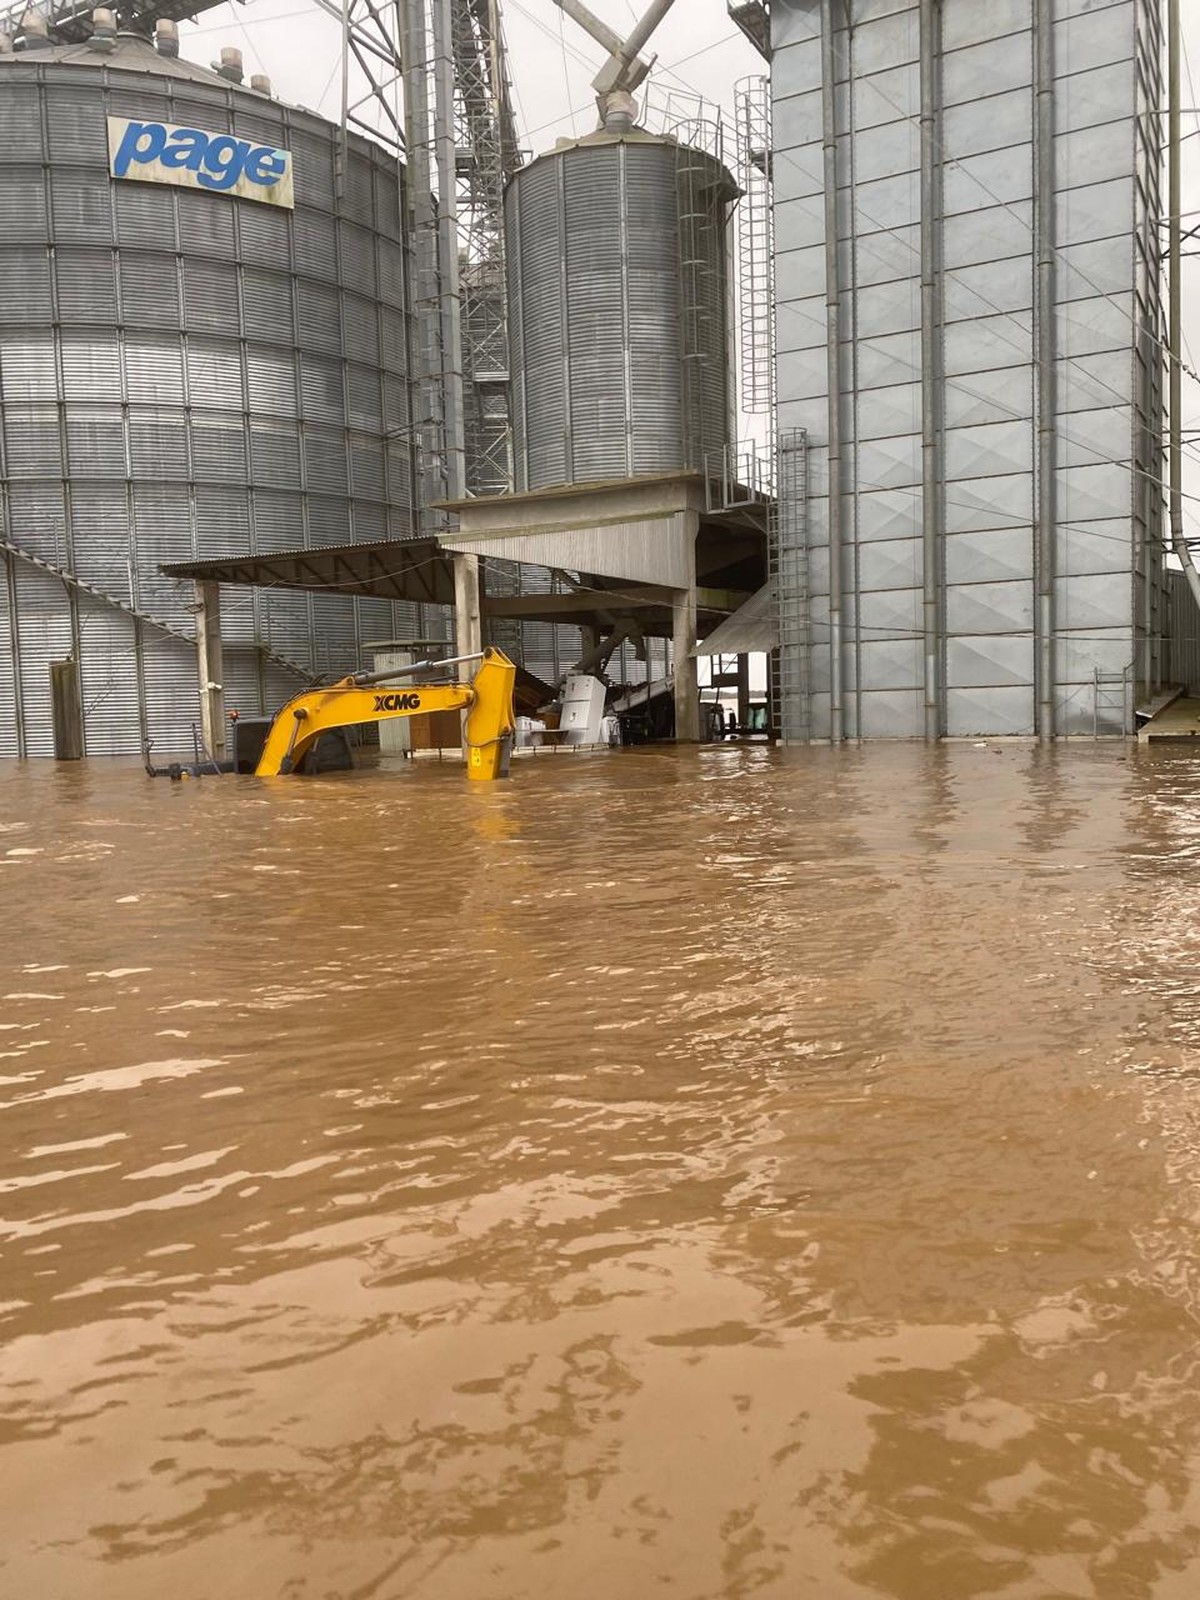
[254,647,517,780]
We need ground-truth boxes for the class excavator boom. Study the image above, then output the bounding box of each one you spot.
[254,648,517,779]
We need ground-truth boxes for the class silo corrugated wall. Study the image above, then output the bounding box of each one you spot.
[0,41,427,758]
[506,134,735,493]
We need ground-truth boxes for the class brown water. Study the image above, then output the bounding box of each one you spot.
[3,744,1200,1599]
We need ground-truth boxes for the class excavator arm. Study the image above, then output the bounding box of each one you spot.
[254,647,517,779]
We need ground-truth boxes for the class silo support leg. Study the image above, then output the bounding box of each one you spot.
[194,580,227,762]
[673,585,701,743]
[453,553,484,761]
[453,554,484,667]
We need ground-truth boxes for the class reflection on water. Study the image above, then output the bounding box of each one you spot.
[3,744,1200,1598]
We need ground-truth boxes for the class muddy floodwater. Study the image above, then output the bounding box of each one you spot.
[4,745,1200,1599]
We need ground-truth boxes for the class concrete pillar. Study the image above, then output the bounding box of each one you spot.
[453,553,483,679]
[194,580,227,761]
[673,588,701,742]
[736,653,751,730]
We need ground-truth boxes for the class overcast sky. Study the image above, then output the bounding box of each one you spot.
[178,0,760,152]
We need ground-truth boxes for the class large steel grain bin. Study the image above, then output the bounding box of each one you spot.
[0,30,420,757]
[505,129,737,492]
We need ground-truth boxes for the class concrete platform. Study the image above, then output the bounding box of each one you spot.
[1138,695,1200,742]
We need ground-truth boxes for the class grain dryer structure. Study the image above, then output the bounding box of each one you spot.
[768,0,1169,739]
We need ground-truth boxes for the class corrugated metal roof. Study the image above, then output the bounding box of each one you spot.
[694,583,776,656]
[161,537,456,607]
[0,34,261,89]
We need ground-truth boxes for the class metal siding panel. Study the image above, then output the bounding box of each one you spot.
[13,564,71,756]
[129,411,189,479]
[243,269,296,346]
[141,631,201,758]
[126,334,186,405]
[182,258,239,334]
[187,338,245,411]
[60,330,121,399]
[67,408,128,476]
[238,204,291,270]
[294,208,338,281]
[0,247,53,321]
[945,686,1034,736]
[297,278,343,354]
[0,85,46,159]
[304,425,349,494]
[56,248,119,323]
[50,167,114,244]
[252,490,305,553]
[3,168,49,242]
[177,189,236,260]
[342,296,379,365]
[194,486,249,559]
[115,184,177,250]
[246,345,299,417]
[249,418,302,487]
[78,601,141,756]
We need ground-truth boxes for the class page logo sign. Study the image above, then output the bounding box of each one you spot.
[107,117,294,208]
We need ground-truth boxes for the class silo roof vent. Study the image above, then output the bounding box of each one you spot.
[154,19,179,56]
[87,8,116,53]
[21,9,50,48]
[214,44,243,83]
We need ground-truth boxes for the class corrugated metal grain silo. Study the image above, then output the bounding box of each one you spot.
[505,129,737,493]
[0,30,420,758]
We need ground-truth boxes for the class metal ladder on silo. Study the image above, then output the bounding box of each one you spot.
[1092,664,1133,737]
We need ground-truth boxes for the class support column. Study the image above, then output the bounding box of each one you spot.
[736,653,751,730]
[673,591,700,742]
[673,512,701,742]
[453,553,483,671]
[194,580,227,762]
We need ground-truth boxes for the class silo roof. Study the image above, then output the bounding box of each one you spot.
[0,32,271,93]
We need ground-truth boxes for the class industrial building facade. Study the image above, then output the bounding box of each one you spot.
[772,0,1167,738]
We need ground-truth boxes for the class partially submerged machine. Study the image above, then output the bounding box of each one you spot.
[146,649,517,781]
[253,649,517,779]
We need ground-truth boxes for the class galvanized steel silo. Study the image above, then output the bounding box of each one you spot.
[506,130,737,492]
[0,33,419,758]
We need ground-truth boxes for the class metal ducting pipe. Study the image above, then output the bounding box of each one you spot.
[1034,0,1057,740]
[820,0,844,744]
[602,89,637,134]
[919,0,943,742]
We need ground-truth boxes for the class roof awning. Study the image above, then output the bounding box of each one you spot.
[160,537,456,607]
[693,583,777,656]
